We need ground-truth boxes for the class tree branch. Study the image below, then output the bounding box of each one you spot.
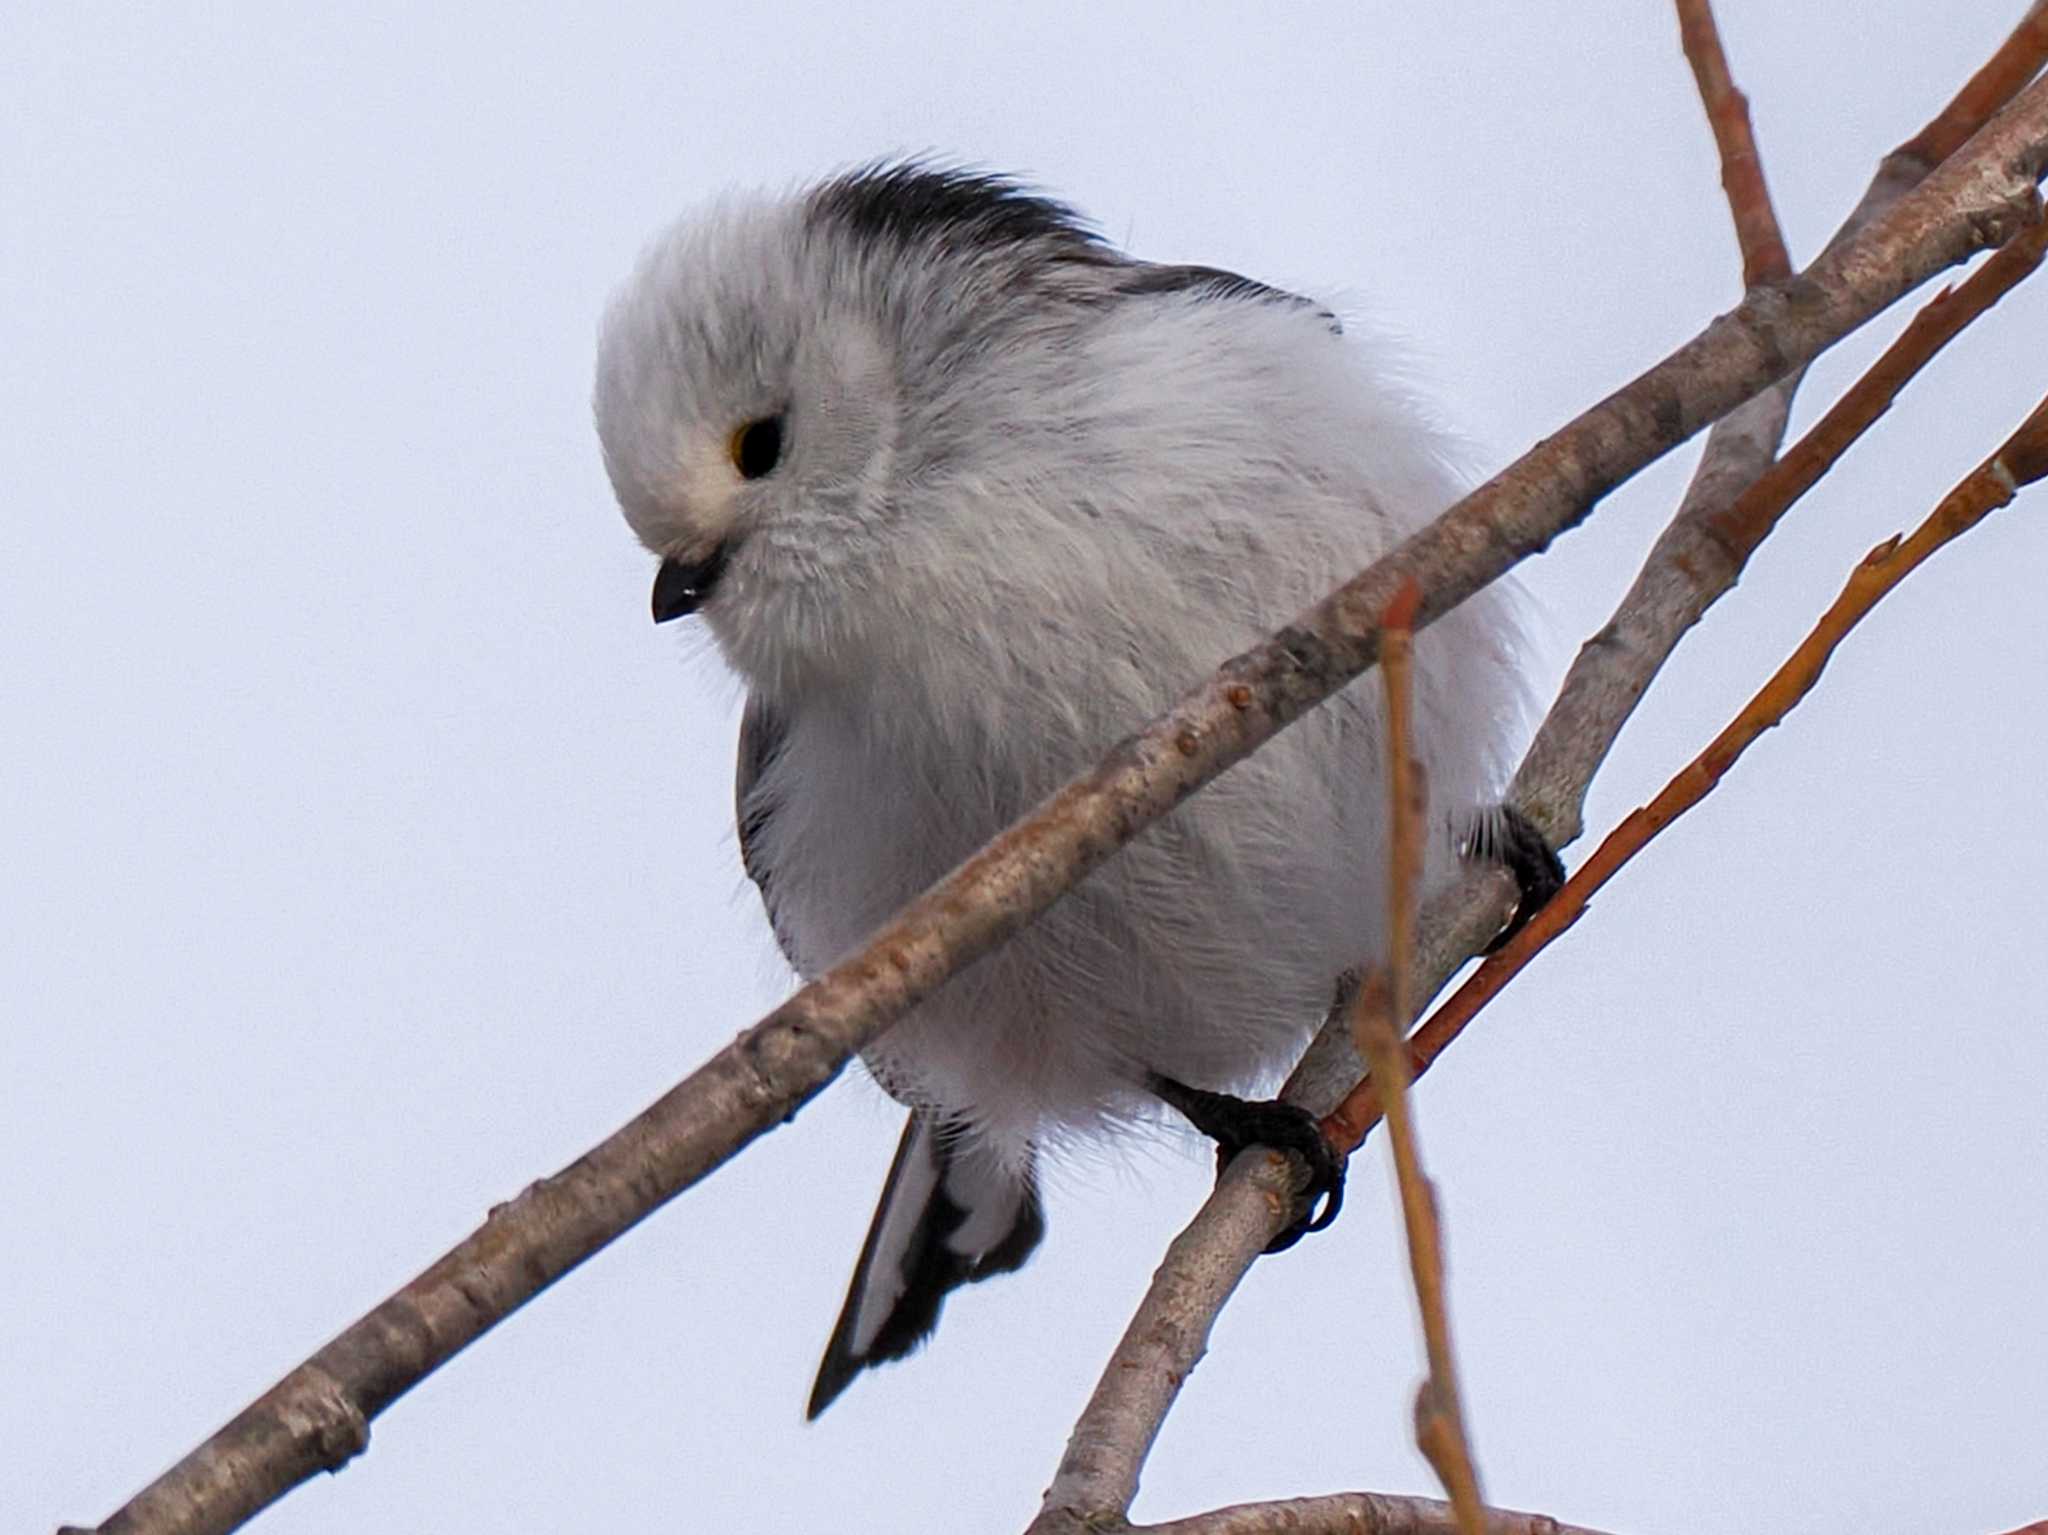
[1676,0,1792,286]
[1030,41,2048,1535]
[71,61,2048,1535]
[1134,1497,2048,1535]
[1393,384,2048,1085]
[1514,0,2048,849]
[1321,207,2048,1152]
[1893,2,2048,172]
[1133,1491,1616,1535]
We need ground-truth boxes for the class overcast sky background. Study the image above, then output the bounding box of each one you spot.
[6,3,2045,1532]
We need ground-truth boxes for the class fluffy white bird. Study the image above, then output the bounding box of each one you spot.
[594,164,1549,1416]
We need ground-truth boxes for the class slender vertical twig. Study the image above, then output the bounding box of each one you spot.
[1676,0,1793,285]
[1346,584,1484,1535]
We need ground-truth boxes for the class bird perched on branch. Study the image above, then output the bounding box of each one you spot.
[594,163,1552,1417]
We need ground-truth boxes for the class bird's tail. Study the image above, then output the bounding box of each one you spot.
[807,1110,1044,1418]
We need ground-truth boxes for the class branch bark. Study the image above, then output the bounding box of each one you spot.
[1514,0,2048,849]
[1133,1492,1616,1535]
[1133,1497,2048,1535]
[71,59,2048,1535]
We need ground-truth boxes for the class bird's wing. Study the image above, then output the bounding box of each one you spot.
[735,690,801,968]
[808,1111,1045,1418]
[1116,261,1342,333]
[738,701,1045,1417]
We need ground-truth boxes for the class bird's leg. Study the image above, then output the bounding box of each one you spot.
[1470,803,1565,953]
[1147,1073,1347,1254]
[1151,807,1559,1255]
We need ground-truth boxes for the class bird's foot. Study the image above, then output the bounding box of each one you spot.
[1470,803,1565,953]
[1148,1073,1347,1254]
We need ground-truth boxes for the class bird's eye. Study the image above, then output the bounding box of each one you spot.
[729,415,785,480]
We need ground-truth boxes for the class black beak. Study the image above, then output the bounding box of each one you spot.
[652,546,728,623]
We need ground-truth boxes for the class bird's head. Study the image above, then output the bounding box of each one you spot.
[593,164,1115,693]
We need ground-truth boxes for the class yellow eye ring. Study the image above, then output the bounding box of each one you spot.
[729,415,785,480]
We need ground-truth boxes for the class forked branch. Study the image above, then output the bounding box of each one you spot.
[1034,24,2048,1535]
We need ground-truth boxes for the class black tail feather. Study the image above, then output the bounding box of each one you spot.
[807,1112,1044,1419]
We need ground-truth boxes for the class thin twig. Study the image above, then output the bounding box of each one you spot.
[1376,580,1425,1047]
[1345,589,1483,1535]
[1676,0,1792,285]
[1636,0,1806,746]
[1894,1,2048,172]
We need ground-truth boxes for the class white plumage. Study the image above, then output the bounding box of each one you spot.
[594,165,1532,1414]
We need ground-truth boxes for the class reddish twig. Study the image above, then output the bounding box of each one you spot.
[1134,1502,2045,1535]
[1895,2,2048,171]
[1369,580,1426,1043]
[1711,215,2048,553]
[1345,587,1484,1535]
[1676,0,1792,284]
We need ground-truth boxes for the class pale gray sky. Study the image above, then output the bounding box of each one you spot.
[6,4,2044,1532]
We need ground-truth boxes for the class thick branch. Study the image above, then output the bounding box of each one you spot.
[1032,1149,1303,1528]
[74,68,2048,1535]
[1136,1499,2048,1535]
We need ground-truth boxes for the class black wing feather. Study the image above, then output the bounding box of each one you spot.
[736,692,801,967]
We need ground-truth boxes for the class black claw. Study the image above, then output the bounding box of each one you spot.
[1472,803,1565,953]
[1149,1074,1348,1254]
